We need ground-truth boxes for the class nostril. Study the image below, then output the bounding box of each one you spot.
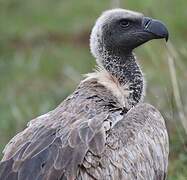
[144,20,151,29]
[143,17,152,29]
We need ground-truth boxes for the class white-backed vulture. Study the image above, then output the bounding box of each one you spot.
[0,8,169,180]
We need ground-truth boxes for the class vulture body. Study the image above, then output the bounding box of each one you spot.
[0,9,169,180]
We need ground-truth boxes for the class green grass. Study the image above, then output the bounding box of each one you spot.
[0,0,187,179]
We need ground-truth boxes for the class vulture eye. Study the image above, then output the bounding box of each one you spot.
[119,19,130,28]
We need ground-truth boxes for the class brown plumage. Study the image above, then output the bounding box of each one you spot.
[0,9,169,180]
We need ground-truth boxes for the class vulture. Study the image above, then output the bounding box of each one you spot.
[0,9,169,180]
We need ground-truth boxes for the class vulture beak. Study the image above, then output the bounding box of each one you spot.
[143,17,169,42]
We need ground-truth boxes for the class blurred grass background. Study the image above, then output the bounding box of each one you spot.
[0,0,187,179]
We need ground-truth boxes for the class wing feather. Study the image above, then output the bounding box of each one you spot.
[80,103,169,180]
[0,88,168,180]
[0,106,108,180]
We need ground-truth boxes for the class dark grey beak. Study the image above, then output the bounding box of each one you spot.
[143,17,169,42]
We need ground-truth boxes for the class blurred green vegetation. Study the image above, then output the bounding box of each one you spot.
[0,0,187,179]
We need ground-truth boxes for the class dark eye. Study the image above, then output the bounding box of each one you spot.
[119,19,130,28]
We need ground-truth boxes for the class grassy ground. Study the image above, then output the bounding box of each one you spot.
[0,0,187,179]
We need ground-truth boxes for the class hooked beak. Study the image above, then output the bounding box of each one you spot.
[143,17,169,42]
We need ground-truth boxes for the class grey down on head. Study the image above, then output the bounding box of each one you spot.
[0,8,169,180]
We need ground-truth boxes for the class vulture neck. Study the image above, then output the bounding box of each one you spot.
[99,50,144,107]
[101,51,140,83]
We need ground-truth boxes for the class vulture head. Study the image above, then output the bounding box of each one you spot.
[90,8,169,61]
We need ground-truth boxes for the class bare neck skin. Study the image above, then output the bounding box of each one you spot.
[99,49,144,108]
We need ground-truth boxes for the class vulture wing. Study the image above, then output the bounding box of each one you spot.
[0,101,168,180]
[80,103,169,180]
[0,86,110,180]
